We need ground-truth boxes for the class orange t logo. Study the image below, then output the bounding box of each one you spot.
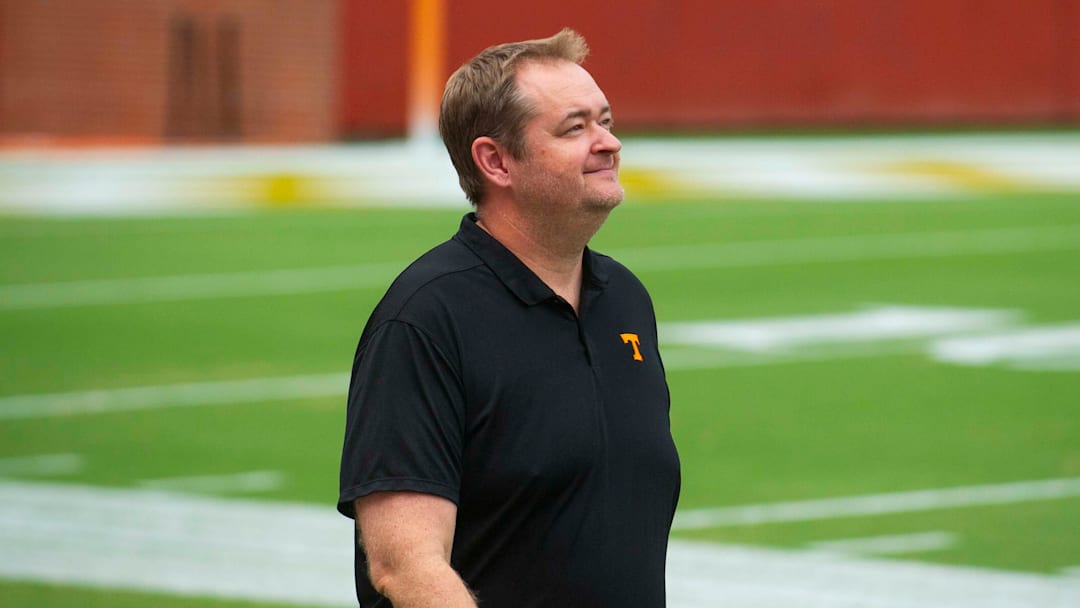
[620,333,644,362]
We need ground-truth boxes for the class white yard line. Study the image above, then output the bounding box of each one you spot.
[609,224,1080,273]
[0,347,931,420]
[0,480,1076,608]
[138,470,285,496]
[665,539,1079,608]
[672,477,1080,530]
[0,453,84,477]
[3,224,1079,310]
[0,299,1068,419]
[661,305,1016,352]
[1012,357,1080,371]
[931,324,1080,370]
[0,262,403,310]
[0,373,347,420]
[4,134,1080,213]
[661,341,926,371]
[809,531,958,556]
[663,308,1080,372]
[0,480,352,606]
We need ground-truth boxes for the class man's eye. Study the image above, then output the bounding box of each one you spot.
[601,118,614,130]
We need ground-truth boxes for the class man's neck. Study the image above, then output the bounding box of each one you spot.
[475,204,608,313]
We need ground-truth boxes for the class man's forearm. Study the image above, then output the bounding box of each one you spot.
[371,554,477,608]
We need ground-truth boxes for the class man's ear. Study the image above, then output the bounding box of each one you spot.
[471,137,512,189]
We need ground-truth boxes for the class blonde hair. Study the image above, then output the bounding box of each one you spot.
[439,28,589,204]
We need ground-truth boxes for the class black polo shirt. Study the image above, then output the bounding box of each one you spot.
[338,213,681,607]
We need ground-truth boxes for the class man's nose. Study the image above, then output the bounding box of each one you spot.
[594,125,622,155]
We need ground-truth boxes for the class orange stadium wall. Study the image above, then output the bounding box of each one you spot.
[338,0,409,138]
[0,0,338,143]
[3,1,1077,142]
[340,0,1080,137]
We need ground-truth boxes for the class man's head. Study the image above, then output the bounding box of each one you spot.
[439,29,593,205]
[500,59,623,216]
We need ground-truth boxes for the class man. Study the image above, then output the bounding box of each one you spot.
[338,28,680,607]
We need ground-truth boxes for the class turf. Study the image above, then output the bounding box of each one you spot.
[0,579,328,608]
[2,194,1079,605]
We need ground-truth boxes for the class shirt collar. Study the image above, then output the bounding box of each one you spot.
[454,212,609,307]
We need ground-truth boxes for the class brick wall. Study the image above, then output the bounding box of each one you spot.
[8,1,1077,142]
[0,0,337,143]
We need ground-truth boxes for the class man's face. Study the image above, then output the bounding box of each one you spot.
[507,60,623,214]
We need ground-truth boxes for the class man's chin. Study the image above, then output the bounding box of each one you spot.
[586,186,624,210]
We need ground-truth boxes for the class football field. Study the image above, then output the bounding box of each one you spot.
[2,159,1080,604]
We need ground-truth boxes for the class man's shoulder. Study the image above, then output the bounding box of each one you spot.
[365,236,486,329]
[590,249,652,297]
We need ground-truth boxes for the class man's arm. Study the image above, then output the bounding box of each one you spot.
[355,491,477,608]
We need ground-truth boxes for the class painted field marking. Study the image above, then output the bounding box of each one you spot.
[626,134,1080,200]
[661,341,924,371]
[876,159,1022,192]
[660,304,1027,371]
[931,324,1080,371]
[810,531,958,556]
[609,223,1080,273]
[665,539,1078,608]
[0,453,84,477]
[0,305,1071,422]
[661,305,1016,352]
[0,373,347,420]
[6,133,1079,214]
[138,470,285,496]
[3,224,1080,310]
[1,480,1077,608]
[1012,357,1080,372]
[672,477,1080,530]
[0,261,403,310]
[0,479,353,607]
[662,307,1080,372]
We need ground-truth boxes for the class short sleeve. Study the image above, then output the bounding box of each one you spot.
[337,319,465,518]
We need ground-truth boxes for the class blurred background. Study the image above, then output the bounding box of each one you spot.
[1,1,1079,607]
[3,0,1079,141]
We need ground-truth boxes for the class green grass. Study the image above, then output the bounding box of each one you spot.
[2,194,1079,605]
[0,580,328,608]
